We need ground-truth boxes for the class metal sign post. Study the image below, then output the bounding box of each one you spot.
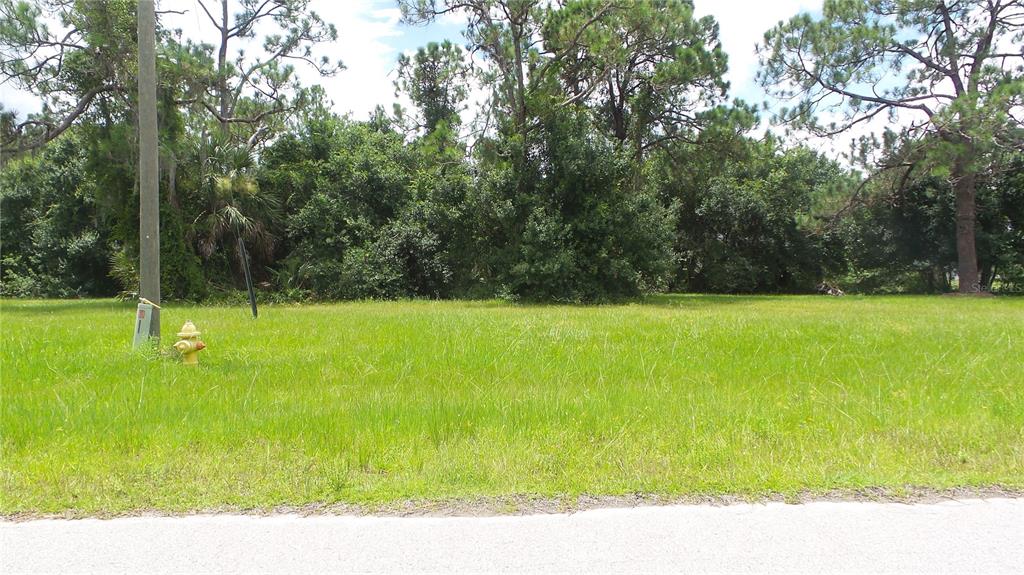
[133,298,161,348]
[238,237,258,319]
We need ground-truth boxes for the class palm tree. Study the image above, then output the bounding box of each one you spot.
[192,133,281,280]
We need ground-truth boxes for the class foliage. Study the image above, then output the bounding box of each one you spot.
[262,117,419,297]
[2,0,1022,301]
[837,152,1024,293]
[182,0,342,150]
[394,40,470,134]
[159,202,208,300]
[106,247,138,300]
[479,108,676,301]
[545,0,729,155]
[185,135,282,279]
[758,0,1024,292]
[0,0,138,154]
[0,135,115,296]
[661,139,847,293]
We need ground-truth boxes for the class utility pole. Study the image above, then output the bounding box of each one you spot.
[138,0,160,338]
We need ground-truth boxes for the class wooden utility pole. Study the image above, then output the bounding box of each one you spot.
[138,0,160,338]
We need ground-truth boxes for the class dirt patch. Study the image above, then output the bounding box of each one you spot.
[4,485,1023,522]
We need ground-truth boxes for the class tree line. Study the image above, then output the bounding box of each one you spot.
[1,0,1021,302]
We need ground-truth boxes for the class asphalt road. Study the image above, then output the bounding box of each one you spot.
[3,498,1022,574]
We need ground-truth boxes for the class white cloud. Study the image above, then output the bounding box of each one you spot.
[159,0,405,120]
[1,0,406,121]
[693,0,823,104]
[0,84,41,118]
[304,1,404,119]
[692,1,914,164]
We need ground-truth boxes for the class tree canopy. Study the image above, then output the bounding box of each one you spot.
[2,0,1021,301]
[759,0,1024,292]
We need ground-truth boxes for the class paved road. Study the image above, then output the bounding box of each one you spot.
[3,498,1022,574]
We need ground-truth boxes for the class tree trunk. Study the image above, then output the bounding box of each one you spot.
[218,0,230,136]
[512,30,527,136]
[980,264,995,291]
[166,151,178,209]
[609,76,626,141]
[952,154,981,293]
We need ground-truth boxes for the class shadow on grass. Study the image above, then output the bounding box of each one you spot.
[641,294,804,308]
[468,293,817,311]
[0,293,915,316]
[0,299,132,315]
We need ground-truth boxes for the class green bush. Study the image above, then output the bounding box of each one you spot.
[664,142,838,293]
[0,136,116,297]
[487,110,676,301]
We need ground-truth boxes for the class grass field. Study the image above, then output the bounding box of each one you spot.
[2,295,1023,515]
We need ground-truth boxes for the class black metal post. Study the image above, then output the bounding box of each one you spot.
[238,236,258,319]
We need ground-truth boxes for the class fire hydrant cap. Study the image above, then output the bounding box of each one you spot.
[177,320,201,338]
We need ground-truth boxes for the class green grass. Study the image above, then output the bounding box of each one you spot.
[2,295,1023,515]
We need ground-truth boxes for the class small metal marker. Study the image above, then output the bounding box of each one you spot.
[132,297,161,348]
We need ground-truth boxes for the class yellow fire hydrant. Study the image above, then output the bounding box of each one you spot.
[173,320,206,365]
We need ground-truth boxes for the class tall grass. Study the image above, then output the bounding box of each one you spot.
[1,295,1022,514]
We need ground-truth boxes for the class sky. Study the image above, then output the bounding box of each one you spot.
[237,0,827,123]
[2,0,828,140]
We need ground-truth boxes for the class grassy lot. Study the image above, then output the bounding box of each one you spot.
[2,295,1023,515]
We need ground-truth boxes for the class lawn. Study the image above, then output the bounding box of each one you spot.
[1,295,1022,515]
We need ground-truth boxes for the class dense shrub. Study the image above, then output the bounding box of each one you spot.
[475,110,676,301]
[836,157,1024,294]
[4,118,1015,302]
[263,117,469,299]
[0,137,116,297]
[666,142,842,293]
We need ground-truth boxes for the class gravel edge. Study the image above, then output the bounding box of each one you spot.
[4,485,1023,522]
